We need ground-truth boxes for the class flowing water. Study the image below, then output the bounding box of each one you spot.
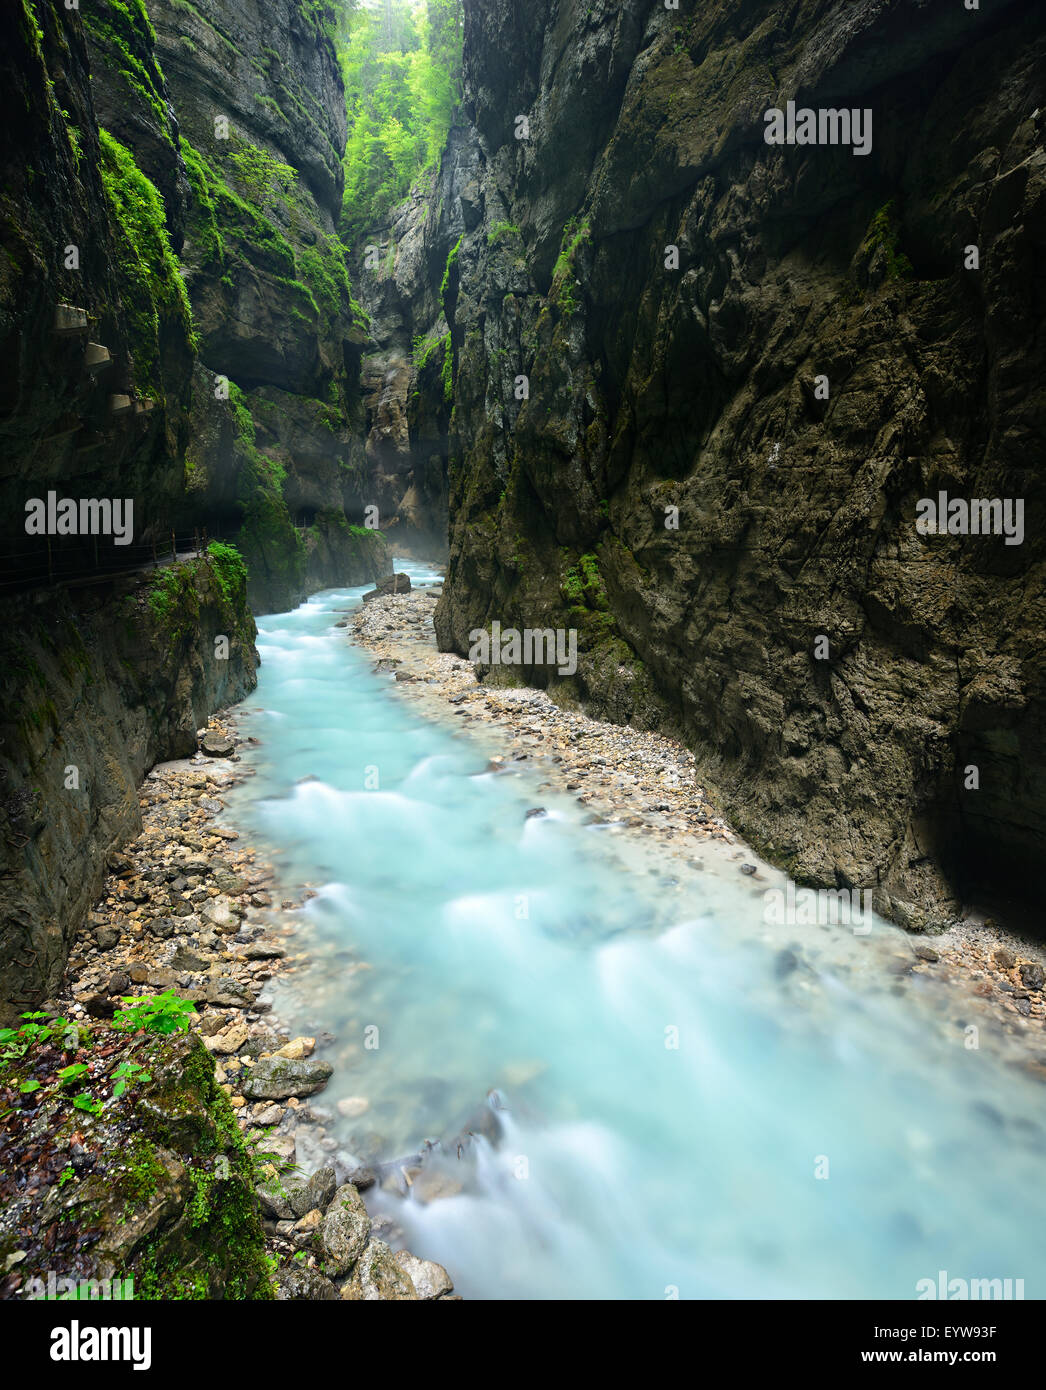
[225,559,1046,1300]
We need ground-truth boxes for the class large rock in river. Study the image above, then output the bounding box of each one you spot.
[241,1056,333,1100]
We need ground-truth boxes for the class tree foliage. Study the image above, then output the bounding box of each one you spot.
[337,0,464,242]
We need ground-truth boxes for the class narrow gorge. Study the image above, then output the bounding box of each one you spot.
[1,0,1045,1326]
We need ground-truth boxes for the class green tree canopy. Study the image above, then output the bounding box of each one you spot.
[337,0,464,242]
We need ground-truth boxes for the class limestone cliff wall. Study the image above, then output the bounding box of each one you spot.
[0,555,258,1016]
[429,0,1046,928]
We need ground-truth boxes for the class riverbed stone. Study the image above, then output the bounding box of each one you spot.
[171,945,214,972]
[340,1238,416,1300]
[275,1265,341,1300]
[271,1036,315,1060]
[201,731,235,757]
[321,1183,371,1275]
[393,1250,453,1300]
[1020,963,1044,991]
[205,1021,249,1055]
[287,1166,337,1219]
[242,1056,333,1100]
[336,1096,370,1119]
[202,897,238,931]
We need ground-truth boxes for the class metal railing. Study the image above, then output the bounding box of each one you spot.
[0,527,227,597]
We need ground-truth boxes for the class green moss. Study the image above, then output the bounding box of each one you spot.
[864,200,914,281]
[181,138,296,280]
[298,237,356,331]
[145,565,184,622]
[440,235,462,313]
[224,139,296,202]
[113,1135,166,1209]
[97,128,197,393]
[551,217,591,315]
[181,140,225,267]
[170,0,240,55]
[254,92,289,124]
[131,1037,274,1299]
[561,552,608,610]
[182,136,366,336]
[440,332,454,403]
[82,0,172,145]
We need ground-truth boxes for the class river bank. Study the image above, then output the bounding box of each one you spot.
[24,566,1046,1303]
[12,725,457,1301]
[351,584,1046,1056]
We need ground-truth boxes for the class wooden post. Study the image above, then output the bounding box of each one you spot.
[170,530,176,562]
[152,537,158,568]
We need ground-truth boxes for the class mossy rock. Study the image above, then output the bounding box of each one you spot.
[0,1031,274,1300]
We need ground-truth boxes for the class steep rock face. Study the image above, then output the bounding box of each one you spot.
[432,0,1046,928]
[81,0,190,251]
[354,168,464,558]
[0,4,262,1014]
[144,0,391,609]
[0,553,258,1014]
[0,0,196,590]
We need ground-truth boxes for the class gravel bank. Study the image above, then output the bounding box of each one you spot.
[352,585,1046,1059]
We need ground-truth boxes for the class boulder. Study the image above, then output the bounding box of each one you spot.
[393,1251,453,1300]
[362,573,412,602]
[340,1238,417,1300]
[320,1183,370,1275]
[275,1265,341,1301]
[201,731,235,757]
[241,1056,333,1100]
[287,1166,336,1219]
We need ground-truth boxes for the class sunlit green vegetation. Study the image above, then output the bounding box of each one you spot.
[336,0,464,241]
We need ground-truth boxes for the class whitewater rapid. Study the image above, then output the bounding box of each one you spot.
[224,561,1046,1300]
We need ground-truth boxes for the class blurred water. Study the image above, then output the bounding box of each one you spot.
[225,560,1046,1300]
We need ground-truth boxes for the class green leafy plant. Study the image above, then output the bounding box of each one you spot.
[113,990,198,1036]
[206,541,249,610]
[487,220,521,246]
[72,1093,104,1117]
[112,1061,153,1099]
[57,1063,89,1087]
